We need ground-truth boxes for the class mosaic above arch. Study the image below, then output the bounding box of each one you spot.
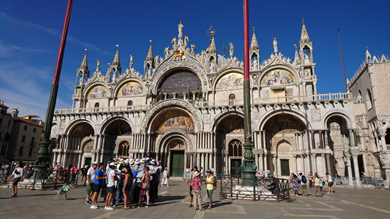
[217,116,244,133]
[216,72,243,90]
[152,109,194,133]
[117,81,143,97]
[264,114,305,133]
[261,69,295,86]
[87,85,107,98]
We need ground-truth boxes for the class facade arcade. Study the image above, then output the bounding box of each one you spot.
[50,21,390,186]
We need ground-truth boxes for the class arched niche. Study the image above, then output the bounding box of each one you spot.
[151,108,195,133]
[158,70,202,99]
[117,81,144,97]
[86,85,108,99]
[215,72,243,90]
[260,69,295,87]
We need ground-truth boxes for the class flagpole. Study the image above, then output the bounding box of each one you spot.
[241,0,257,187]
[35,0,73,171]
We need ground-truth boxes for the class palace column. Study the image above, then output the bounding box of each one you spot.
[321,154,326,177]
[326,154,332,176]
[346,154,354,185]
[353,155,362,186]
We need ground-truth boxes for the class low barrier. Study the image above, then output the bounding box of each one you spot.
[219,175,291,202]
[335,176,385,188]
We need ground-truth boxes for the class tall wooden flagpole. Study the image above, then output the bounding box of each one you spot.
[241,0,257,187]
[35,0,73,171]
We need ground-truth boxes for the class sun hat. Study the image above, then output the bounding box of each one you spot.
[194,171,200,177]
[109,162,116,167]
[92,161,98,165]
[206,169,213,173]
[129,159,135,165]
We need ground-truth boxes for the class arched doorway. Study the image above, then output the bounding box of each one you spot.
[263,114,306,177]
[326,116,350,177]
[215,115,244,175]
[67,122,94,167]
[151,108,195,177]
[228,139,243,177]
[103,119,131,160]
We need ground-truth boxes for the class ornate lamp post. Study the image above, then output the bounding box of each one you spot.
[241,0,257,186]
[34,0,73,172]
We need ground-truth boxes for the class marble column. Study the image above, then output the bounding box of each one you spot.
[346,155,354,186]
[201,153,204,169]
[326,154,332,176]
[259,154,264,172]
[321,154,326,177]
[311,154,317,173]
[380,135,387,151]
[353,155,362,186]
[293,155,297,173]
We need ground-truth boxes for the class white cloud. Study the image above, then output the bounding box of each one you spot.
[0,12,112,56]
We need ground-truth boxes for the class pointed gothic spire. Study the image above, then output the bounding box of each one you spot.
[79,49,88,70]
[112,45,120,67]
[300,18,311,43]
[209,37,217,54]
[294,44,300,64]
[250,27,259,51]
[146,40,154,61]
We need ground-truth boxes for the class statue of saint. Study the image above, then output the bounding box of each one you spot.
[96,58,100,71]
[229,42,234,57]
[129,55,133,69]
[273,37,278,54]
[178,21,183,38]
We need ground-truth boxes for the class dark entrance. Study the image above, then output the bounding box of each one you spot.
[170,151,184,177]
[85,158,91,167]
[231,159,242,177]
[280,159,290,176]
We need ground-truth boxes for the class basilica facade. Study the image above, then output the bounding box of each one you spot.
[50,21,390,185]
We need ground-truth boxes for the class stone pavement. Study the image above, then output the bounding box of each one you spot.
[1,179,390,219]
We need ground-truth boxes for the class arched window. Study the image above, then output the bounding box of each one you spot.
[94,103,99,112]
[228,140,242,157]
[357,90,362,103]
[229,94,235,105]
[127,100,133,106]
[366,89,373,110]
[159,70,202,99]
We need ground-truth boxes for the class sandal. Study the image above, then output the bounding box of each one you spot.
[121,207,127,210]
[189,204,193,207]
[200,208,205,211]
[10,194,15,197]
[207,206,212,209]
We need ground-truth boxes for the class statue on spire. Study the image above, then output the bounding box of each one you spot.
[273,37,278,54]
[178,20,183,39]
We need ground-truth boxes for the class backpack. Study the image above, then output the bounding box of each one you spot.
[213,177,217,190]
[302,175,307,183]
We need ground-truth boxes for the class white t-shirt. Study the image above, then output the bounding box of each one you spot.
[87,167,96,184]
[13,167,24,178]
[328,175,333,182]
[107,169,116,187]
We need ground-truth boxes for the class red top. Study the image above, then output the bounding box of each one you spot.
[191,177,201,190]
[71,166,78,174]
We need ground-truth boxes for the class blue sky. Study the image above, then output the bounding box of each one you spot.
[0,0,389,120]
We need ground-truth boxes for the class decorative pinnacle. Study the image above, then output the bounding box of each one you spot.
[252,26,255,33]
[207,23,216,39]
[85,48,87,53]
[116,45,119,50]
[302,17,304,24]
[150,40,152,45]
[294,44,297,49]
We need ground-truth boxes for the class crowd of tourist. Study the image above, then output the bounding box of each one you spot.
[289,171,334,197]
[85,157,166,210]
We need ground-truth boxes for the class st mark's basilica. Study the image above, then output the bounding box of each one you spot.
[50,21,390,186]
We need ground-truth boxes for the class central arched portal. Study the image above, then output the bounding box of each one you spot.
[165,138,186,177]
[151,107,196,177]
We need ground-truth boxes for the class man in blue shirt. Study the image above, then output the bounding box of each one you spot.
[91,163,106,209]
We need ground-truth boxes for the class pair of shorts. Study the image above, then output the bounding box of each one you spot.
[125,185,131,191]
[13,177,21,186]
[106,186,116,193]
[93,183,101,193]
[301,185,307,189]
[189,185,193,197]
[328,182,333,187]
[86,183,94,194]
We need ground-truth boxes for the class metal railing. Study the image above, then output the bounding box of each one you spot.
[195,92,351,107]
[334,176,385,188]
[219,175,291,202]
[1,169,80,190]
[54,105,151,114]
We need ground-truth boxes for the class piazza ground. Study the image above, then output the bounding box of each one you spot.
[1,179,390,219]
